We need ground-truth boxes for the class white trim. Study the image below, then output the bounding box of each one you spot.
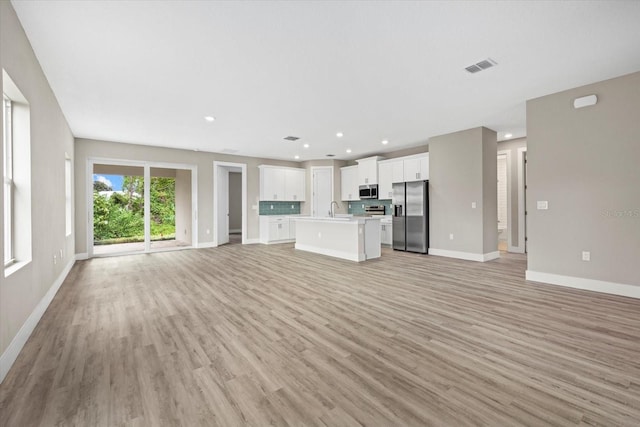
[144,166,151,252]
[213,161,247,246]
[229,229,241,234]
[295,243,364,262]
[497,150,512,251]
[516,147,527,253]
[197,242,216,249]
[0,258,75,384]
[261,239,296,245]
[526,270,640,299]
[75,252,88,260]
[244,238,260,245]
[429,248,500,262]
[310,166,334,217]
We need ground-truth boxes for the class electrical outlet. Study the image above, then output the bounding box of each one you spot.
[60,249,63,259]
[206,229,210,234]
[537,201,549,210]
[291,205,294,209]
[361,204,364,209]
[582,251,590,261]
[53,255,57,265]
[270,205,274,209]
[449,233,454,240]
[471,202,477,209]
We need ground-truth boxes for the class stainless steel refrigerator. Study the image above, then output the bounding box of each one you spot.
[392,181,429,253]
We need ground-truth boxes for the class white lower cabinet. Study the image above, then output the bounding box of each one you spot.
[260,216,296,244]
[381,220,392,246]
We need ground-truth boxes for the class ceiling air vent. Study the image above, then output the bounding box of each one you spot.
[284,136,300,141]
[465,58,497,74]
[326,154,335,157]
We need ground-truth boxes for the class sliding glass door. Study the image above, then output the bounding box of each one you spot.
[90,161,194,257]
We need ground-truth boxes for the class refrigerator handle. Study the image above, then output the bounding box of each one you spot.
[393,204,403,217]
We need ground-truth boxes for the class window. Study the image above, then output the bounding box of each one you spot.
[3,69,32,275]
[65,156,72,236]
[3,94,13,265]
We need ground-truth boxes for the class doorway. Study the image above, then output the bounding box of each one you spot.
[213,161,247,246]
[311,167,333,217]
[89,159,197,257]
[497,153,508,251]
[517,148,528,253]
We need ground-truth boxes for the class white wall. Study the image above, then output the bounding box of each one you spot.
[1,1,75,378]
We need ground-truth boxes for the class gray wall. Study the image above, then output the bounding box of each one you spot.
[74,138,300,253]
[175,169,192,244]
[497,138,527,248]
[527,71,640,286]
[428,127,498,256]
[228,172,242,232]
[0,2,75,358]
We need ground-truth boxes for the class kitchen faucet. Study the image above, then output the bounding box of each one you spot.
[330,201,340,218]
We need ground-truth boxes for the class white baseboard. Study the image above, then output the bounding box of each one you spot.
[244,238,260,245]
[229,229,241,234]
[526,270,640,299]
[1,258,75,384]
[75,253,88,260]
[197,242,216,249]
[261,239,296,245]
[429,248,500,262]
[508,245,524,254]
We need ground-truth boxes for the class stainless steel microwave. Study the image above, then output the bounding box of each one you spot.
[359,184,378,199]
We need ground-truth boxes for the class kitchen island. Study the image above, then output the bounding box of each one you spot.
[293,216,381,262]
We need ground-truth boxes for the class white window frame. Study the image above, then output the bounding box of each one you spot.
[3,94,14,266]
[65,156,72,236]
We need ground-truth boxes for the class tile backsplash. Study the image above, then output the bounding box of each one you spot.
[259,201,301,215]
[347,199,392,215]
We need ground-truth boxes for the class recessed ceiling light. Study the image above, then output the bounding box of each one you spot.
[381,140,389,145]
[346,149,352,154]
[336,132,343,138]
[504,133,513,138]
[294,155,300,159]
[303,143,309,148]
[204,116,215,122]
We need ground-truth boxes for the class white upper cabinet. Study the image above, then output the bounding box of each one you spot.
[340,166,359,201]
[391,160,404,183]
[284,168,306,201]
[378,162,394,200]
[356,156,384,185]
[403,154,429,182]
[259,165,306,201]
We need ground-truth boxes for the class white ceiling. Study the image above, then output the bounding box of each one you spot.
[11,1,640,161]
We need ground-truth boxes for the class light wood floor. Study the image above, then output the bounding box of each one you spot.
[2,244,640,426]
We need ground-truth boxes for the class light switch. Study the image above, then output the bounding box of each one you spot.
[582,251,590,261]
[537,201,549,210]
[471,202,477,209]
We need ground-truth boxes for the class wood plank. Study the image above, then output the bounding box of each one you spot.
[2,244,640,426]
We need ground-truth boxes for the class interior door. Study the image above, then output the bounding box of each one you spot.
[313,168,332,217]
[217,166,229,245]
